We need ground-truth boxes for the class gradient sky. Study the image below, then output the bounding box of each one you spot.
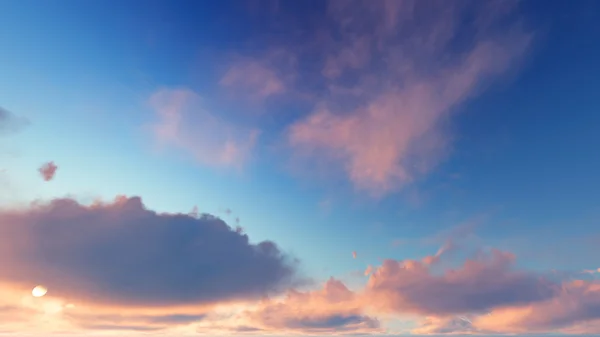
[1,0,600,336]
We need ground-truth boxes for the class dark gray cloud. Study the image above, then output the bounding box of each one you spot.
[0,196,299,306]
[0,107,29,136]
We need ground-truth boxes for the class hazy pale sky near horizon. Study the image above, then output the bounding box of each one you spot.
[1,0,600,336]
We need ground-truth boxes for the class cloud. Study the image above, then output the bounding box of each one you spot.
[0,106,29,136]
[219,49,297,105]
[473,280,600,334]
[0,283,210,334]
[65,312,206,332]
[38,161,58,181]
[220,60,285,101]
[412,315,481,335]
[365,249,556,316]
[236,278,381,335]
[286,0,532,196]
[149,88,260,168]
[0,196,298,307]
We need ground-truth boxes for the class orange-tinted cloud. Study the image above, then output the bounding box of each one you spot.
[38,161,58,181]
[287,0,532,196]
[227,278,381,335]
[149,88,260,168]
[0,196,299,308]
[0,282,210,334]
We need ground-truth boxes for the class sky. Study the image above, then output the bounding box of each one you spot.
[0,0,600,335]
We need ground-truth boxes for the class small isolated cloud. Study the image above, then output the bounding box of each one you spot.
[149,88,260,168]
[38,161,58,181]
[0,196,298,307]
[238,278,381,335]
[0,106,29,136]
[286,0,532,196]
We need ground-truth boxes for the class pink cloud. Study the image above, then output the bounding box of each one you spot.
[149,88,260,168]
[365,249,556,316]
[473,280,600,334]
[219,48,298,105]
[220,60,285,100]
[238,278,381,335]
[322,36,371,79]
[38,161,58,181]
[286,1,532,196]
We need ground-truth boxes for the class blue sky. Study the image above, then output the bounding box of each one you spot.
[1,1,600,335]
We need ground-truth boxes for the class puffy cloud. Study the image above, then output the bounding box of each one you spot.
[473,280,600,334]
[0,196,298,307]
[38,161,58,181]
[287,0,532,196]
[359,246,600,334]
[237,278,381,335]
[0,106,29,136]
[365,249,556,316]
[149,88,260,168]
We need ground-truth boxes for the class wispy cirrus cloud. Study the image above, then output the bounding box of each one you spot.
[147,1,533,197]
[219,49,297,105]
[220,60,285,101]
[149,88,260,168]
[286,0,532,196]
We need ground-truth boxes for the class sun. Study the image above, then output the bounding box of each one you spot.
[32,285,48,298]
